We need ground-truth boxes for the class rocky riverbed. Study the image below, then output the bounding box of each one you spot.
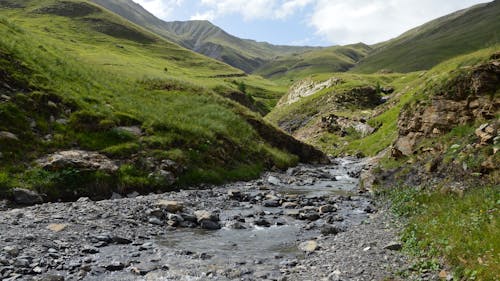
[0,158,411,281]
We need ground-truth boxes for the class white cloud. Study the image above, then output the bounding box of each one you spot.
[309,0,488,44]
[199,0,314,21]
[132,0,489,45]
[190,10,216,21]
[133,0,184,20]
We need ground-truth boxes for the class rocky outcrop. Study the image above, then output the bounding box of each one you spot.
[321,114,376,137]
[393,58,500,156]
[12,188,43,205]
[36,150,119,173]
[332,86,382,108]
[278,77,343,106]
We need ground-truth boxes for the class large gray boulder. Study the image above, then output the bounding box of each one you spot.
[12,188,43,205]
[36,150,118,173]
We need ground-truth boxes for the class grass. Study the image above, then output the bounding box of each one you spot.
[266,46,498,157]
[384,185,499,281]
[352,1,500,73]
[0,1,297,200]
[255,43,372,82]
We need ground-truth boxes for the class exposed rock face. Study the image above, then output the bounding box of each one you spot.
[278,77,343,106]
[393,58,500,156]
[332,86,382,108]
[321,114,376,137]
[36,150,119,173]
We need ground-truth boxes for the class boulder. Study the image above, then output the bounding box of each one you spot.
[194,210,221,230]
[47,223,67,232]
[156,200,183,213]
[12,188,43,205]
[36,150,118,173]
[0,131,19,141]
[194,210,219,223]
[298,240,318,253]
[475,123,497,144]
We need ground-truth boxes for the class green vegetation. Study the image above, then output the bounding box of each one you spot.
[353,1,500,73]
[267,46,498,157]
[255,43,371,82]
[89,0,317,73]
[383,185,499,281]
[0,0,299,200]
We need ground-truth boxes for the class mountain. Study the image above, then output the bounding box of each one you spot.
[89,0,317,73]
[0,0,326,201]
[352,0,500,73]
[254,43,372,81]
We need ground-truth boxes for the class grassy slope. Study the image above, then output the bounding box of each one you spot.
[0,0,299,199]
[89,0,318,73]
[352,1,500,73]
[254,43,371,82]
[267,47,499,157]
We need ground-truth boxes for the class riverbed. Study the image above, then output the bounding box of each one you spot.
[0,158,409,281]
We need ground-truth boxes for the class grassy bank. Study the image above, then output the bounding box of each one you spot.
[383,185,499,280]
[0,1,300,200]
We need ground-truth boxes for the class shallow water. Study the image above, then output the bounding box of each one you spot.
[149,157,369,280]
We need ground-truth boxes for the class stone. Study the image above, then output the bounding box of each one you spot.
[320,224,343,236]
[200,220,221,230]
[299,211,320,221]
[81,246,99,254]
[194,210,220,230]
[12,188,43,205]
[298,241,318,253]
[475,123,497,144]
[116,126,142,137]
[3,246,19,257]
[148,217,163,226]
[104,261,125,271]
[227,189,242,199]
[111,236,132,245]
[267,176,281,185]
[263,199,280,207]
[282,202,298,209]
[148,170,176,185]
[318,204,337,214]
[0,131,19,141]
[384,242,403,251]
[157,200,184,213]
[194,210,219,223]
[47,224,67,232]
[36,150,118,173]
[110,192,122,200]
[130,262,158,275]
[254,218,271,227]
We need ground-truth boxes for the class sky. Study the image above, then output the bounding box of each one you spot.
[132,0,490,46]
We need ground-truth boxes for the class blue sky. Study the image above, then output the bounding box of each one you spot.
[133,0,490,46]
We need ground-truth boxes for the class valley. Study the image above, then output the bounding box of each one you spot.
[0,0,499,280]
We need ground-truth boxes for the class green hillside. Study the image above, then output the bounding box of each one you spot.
[0,0,324,200]
[254,43,371,82]
[352,0,500,73]
[267,46,499,157]
[89,0,317,73]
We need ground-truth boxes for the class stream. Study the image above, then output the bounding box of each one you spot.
[0,158,389,281]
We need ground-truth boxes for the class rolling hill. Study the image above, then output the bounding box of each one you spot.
[352,0,500,73]
[254,43,372,81]
[89,0,318,73]
[91,0,500,80]
[0,0,326,200]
